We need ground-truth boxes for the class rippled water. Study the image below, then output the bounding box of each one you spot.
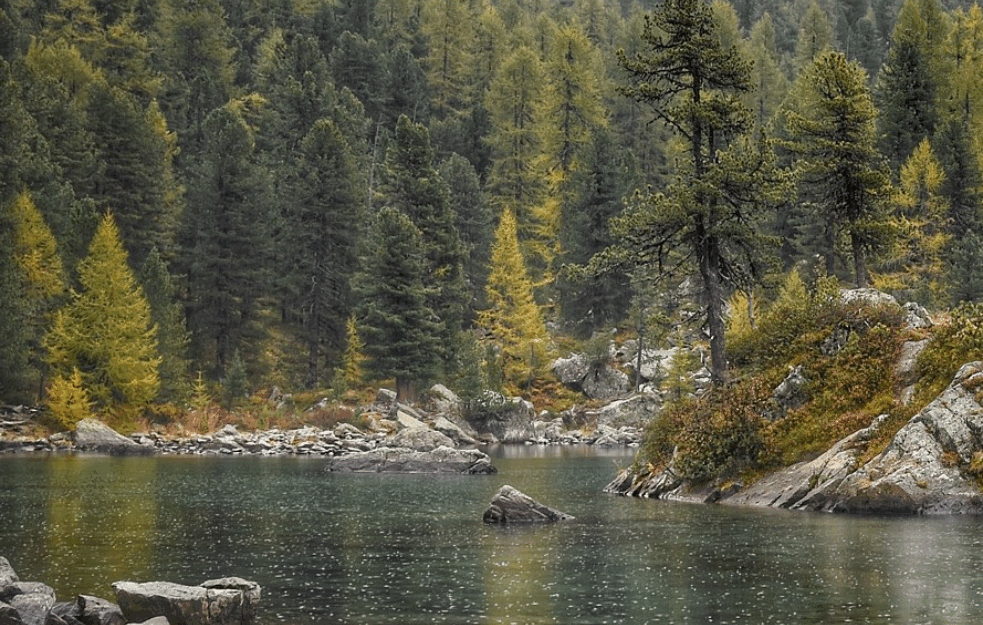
[3,446,983,624]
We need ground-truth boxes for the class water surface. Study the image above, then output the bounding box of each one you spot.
[2,446,983,624]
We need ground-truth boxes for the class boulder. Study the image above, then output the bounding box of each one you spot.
[113,579,257,625]
[903,301,932,329]
[595,393,660,429]
[0,558,17,588]
[482,485,573,524]
[50,595,124,625]
[431,416,477,447]
[73,419,154,455]
[551,354,589,390]
[199,579,259,625]
[385,427,455,451]
[581,365,630,400]
[393,408,426,431]
[323,446,496,474]
[472,393,535,443]
[838,287,900,310]
[0,601,21,625]
[9,589,54,625]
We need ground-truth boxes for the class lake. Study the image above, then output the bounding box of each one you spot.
[3,446,983,624]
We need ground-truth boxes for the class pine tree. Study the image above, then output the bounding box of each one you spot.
[614,0,787,385]
[139,247,189,404]
[45,213,159,411]
[783,51,893,287]
[181,104,271,376]
[381,116,468,371]
[287,118,363,388]
[357,207,441,401]
[479,208,550,388]
[794,1,835,72]
[440,153,493,312]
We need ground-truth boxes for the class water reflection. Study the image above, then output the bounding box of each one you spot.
[3,450,983,624]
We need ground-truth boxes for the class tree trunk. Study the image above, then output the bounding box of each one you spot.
[851,231,868,288]
[396,377,418,403]
[697,222,728,386]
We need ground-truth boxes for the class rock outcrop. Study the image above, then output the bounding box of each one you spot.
[323,446,497,474]
[611,362,983,515]
[482,485,573,524]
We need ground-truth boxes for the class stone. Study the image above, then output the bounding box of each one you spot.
[895,339,929,388]
[385,427,455,451]
[9,590,54,625]
[471,393,535,443]
[113,580,255,625]
[482,485,573,524]
[130,618,170,625]
[581,365,630,401]
[595,393,660,429]
[332,423,363,439]
[73,419,154,455]
[76,595,125,625]
[199,579,259,625]
[393,409,426,431]
[431,416,477,447]
[551,354,589,390]
[0,558,18,588]
[323,446,496,474]
[903,301,932,329]
[838,288,900,310]
[0,601,22,625]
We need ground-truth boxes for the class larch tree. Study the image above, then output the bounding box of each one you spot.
[45,213,159,413]
[874,139,950,306]
[479,208,550,388]
[613,0,787,385]
[783,50,893,288]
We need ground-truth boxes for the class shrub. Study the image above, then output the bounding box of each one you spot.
[916,302,983,400]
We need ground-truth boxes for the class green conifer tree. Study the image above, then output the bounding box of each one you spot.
[356,207,440,401]
[46,213,159,412]
[139,247,190,404]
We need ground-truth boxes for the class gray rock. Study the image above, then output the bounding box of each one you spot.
[199,579,258,625]
[73,419,154,455]
[393,409,426,431]
[130,618,170,625]
[895,339,929,389]
[581,365,630,400]
[903,301,932,329]
[0,601,22,625]
[839,288,900,310]
[332,423,363,439]
[0,558,17,588]
[323,446,496,474]
[431,416,477,447]
[76,595,125,625]
[552,354,589,389]
[386,427,455,451]
[9,591,54,625]
[473,393,535,443]
[770,365,808,417]
[113,580,254,625]
[595,393,660,429]
[482,485,573,524]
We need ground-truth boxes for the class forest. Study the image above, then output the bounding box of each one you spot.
[2,0,983,431]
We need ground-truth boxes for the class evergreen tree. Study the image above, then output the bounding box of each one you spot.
[139,247,189,404]
[440,153,493,312]
[794,1,835,72]
[748,13,789,131]
[181,104,271,376]
[875,0,949,169]
[45,213,159,411]
[614,0,787,385]
[783,51,893,287]
[287,119,364,388]
[357,207,440,401]
[381,116,468,370]
[479,208,550,388]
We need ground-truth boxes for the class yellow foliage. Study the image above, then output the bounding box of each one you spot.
[46,368,92,431]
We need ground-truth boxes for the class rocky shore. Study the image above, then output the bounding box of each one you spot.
[0,557,259,625]
[0,384,644,460]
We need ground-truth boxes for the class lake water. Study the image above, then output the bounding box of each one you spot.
[3,446,983,624]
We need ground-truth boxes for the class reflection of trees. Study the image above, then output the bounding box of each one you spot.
[46,457,157,598]
[481,524,558,623]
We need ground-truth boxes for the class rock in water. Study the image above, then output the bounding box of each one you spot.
[73,419,154,455]
[482,485,573,524]
[113,579,260,625]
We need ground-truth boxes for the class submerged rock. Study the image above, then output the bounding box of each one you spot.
[323,446,496,474]
[482,485,573,524]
